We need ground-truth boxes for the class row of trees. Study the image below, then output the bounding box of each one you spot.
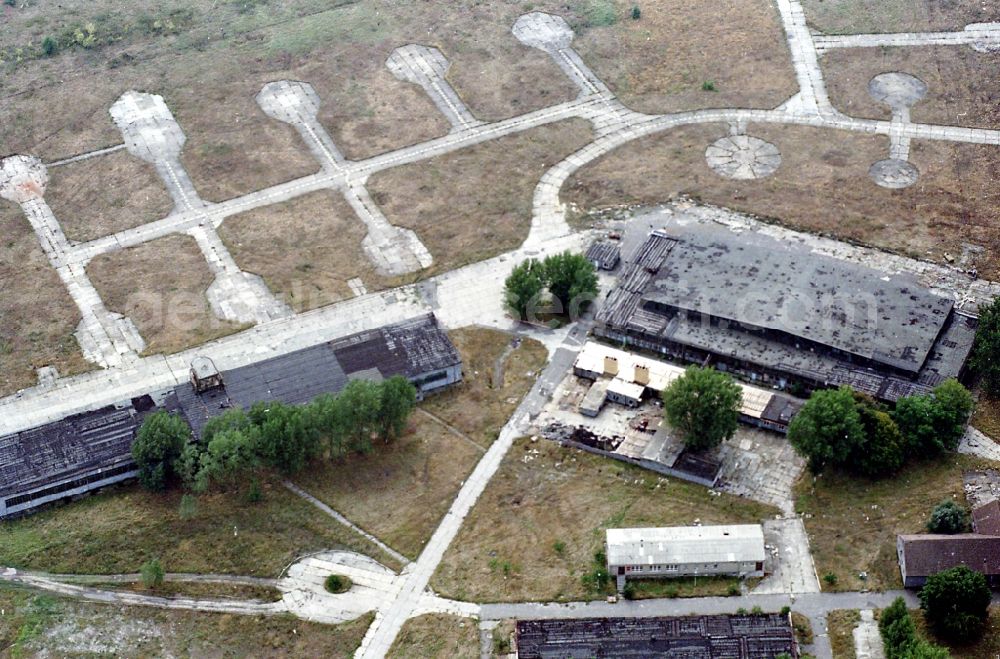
[880,597,949,659]
[787,379,973,477]
[131,376,418,494]
[504,251,599,321]
[970,296,1000,397]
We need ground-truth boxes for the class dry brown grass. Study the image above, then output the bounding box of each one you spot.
[294,413,483,561]
[972,396,1000,441]
[827,609,860,659]
[0,584,373,658]
[0,203,90,396]
[420,328,550,449]
[46,149,174,242]
[431,437,779,603]
[822,46,1000,130]
[565,122,1000,277]
[368,120,594,277]
[388,614,479,659]
[801,0,992,34]
[293,328,547,559]
[0,479,400,577]
[219,190,397,312]
[574,0,798,114]
[86,233,246,355]
[794,454,998,593]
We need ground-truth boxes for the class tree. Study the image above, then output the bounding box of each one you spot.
[927,499,970,534]
[542,251,599,316]
[879,596,909,637]
[970,295,1000,396]
[201,408,252,444]
[919,565,991,642]
[378,376,417,442]
[929,379,973,450]
[893,394,940,457]
[194,428,259,492]
[131,411,191,491]
[335,380,382,453]
[787,386,865,472]
[140,558,165,589]
[308,393,348,458]
[504,258,545,321]
[249,402,320,474]
[854,402,905,478]
[661,366,742,451]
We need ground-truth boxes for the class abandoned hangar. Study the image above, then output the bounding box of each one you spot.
[596,225,977,403]
[0,313,461,519]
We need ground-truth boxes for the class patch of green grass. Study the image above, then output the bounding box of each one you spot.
[265,3,386,55]
[577,0,618,28]
[627,575,755,599]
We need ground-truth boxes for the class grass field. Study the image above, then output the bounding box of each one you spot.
[0,585,372,658]
[388,614,479,659]
[794,454,997,592]
[565,122,1000,278]
[45,150,174,242]
[293,328,547,559]
[827,609,860,659]
[368,120,595,278]
[431,437,779,603]
[220,190,397,313]
[0,479,400,578]
[971,395,1000,441]
[822,46,1000,130]
[87,233,247,356]
[800,0,991,34]
[0,204,90,397]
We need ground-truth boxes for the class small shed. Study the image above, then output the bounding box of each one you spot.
[586,241,621,271]
[190,356,223,393]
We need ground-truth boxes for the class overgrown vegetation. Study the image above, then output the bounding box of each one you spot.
[971,296,1000,396]
[926,500,970,534]
[881,597,951,658]
[918,566,992,643]
[788,380,973,478]
[138,376,417,497]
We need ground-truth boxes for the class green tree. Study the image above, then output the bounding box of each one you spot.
[140,558,165,589]
[854,402,905,478]
[308,393,348,458]
[893,394,939,457]
[336,379,382,453]
[41,35,57,56]
[378,376,417,442]
[919,565,991,642]
[131,411,191,491]
[879,597,909,637]
[787,386,865,472]
[926,499,970,534]
[929,379,973,450]
[661,366,742,451]
[248,402,319,474]
[201,408,252,443]
[970,296,1000,396]
[503,258,546,321]
[542,251,599,316]
[194,428,259,492]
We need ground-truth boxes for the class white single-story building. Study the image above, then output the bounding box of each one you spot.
[606,525,766,591]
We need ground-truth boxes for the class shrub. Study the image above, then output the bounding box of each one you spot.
[919,565,991,641]
[728,584,741,597]
[41,36,56,56]
[622,582,637,599]
[926,499,969,534]
[324,574,351,594]
[140,559,164,589]
[823,573,838,586]
[630,5,641,19]
[701,80,717,92]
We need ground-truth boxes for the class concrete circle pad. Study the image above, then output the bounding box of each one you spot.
[868,72,927,109]
[869,159,919,189]
[705,135,781,180]
[0,155,48,203]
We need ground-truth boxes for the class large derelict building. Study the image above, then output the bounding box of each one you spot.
[596,225,977,402]
[0,313,462,518]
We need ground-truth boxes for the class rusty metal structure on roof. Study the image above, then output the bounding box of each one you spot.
[596,226,977,402]
[515,613,798,658]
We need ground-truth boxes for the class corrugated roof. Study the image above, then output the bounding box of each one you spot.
[898,534,1000,577]
[606,525,766,566]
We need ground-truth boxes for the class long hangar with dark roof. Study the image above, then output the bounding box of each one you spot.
[0,313,462,519]
[597,224,977,402]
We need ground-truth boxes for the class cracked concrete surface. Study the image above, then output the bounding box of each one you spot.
[814,22,1000,54]
[705,134,782,179]
[386,44,482,131]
